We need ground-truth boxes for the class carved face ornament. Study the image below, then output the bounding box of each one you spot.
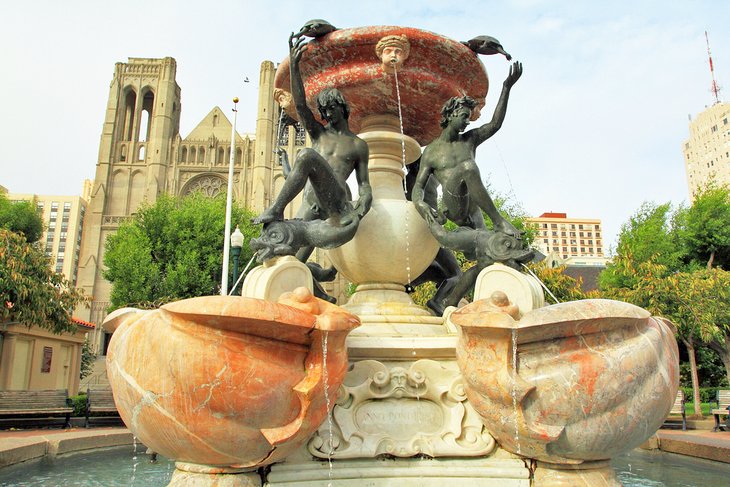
[375,35,410,73]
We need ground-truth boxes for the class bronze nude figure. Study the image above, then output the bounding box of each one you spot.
[412,61,534,313]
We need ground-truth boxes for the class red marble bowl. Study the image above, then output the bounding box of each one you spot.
[274,26,489,145]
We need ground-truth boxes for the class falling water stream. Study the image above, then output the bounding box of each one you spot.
[510,329,521,455]
[392,63,412,290]
[129,435,142,486]
[393,61,424,468]
[321,331,334,486]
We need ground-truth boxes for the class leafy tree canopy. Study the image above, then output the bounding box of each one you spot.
[599,202,685,290]
[0,228,87,333]
[103,192,259,310]
[680,184,730,270]
[0,193,43,243]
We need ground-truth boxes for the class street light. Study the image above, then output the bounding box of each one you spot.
[230,226,244,294]
[221,97,239,295]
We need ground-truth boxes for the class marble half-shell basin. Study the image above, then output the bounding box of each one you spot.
[104,287,359,470]
[274,25,489,146]
[450,298,679,464]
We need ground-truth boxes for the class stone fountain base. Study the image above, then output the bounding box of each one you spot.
[266,332,531,486]
[263,301,532,486]
[266,454,530,486]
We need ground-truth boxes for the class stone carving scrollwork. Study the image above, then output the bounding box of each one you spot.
[307,359,495,459]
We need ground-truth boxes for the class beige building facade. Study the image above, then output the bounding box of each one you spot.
[0,320,92,394]
[76,57,347,351]
[683,101,730,200]
[7,191,89,285]
[527,212,607,265]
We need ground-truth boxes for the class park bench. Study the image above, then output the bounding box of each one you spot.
[84,386,121,427]
[711,389,730,432]
[662,389,686,431]
[0,389,72,428]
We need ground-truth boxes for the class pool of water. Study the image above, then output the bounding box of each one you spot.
[1,446,729,486]
[612,448,730,486]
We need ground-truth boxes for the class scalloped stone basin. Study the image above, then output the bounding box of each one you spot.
[451,298,679,464]
[105,288,359,471]
[274,26,489,145]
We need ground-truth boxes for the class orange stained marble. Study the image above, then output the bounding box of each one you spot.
[452,298,680,464]
[105,287,359,470]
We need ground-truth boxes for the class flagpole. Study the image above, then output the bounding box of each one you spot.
[221,97,239,295]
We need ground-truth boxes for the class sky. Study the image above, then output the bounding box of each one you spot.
[2,0,729,252]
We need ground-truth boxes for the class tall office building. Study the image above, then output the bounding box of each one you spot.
[526,212,607,265]
[682,102,730,200]
[7,190,88,285]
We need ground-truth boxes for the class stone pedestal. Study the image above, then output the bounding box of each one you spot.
[240,256,312,301]
[533,460,620,487]
[170,463,262,487]
[327,115,440,321]
[266,456,530,486]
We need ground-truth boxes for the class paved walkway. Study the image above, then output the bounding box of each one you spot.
[1,425,729,469]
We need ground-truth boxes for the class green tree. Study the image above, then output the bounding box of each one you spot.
[80,338,97,380]
[526,261,598,303]
[680,184,730,270]
[600,195,730,415]
[0,193,43,243]
[103,193,259,310]
[0,228,87,333]
[599,202,684,290]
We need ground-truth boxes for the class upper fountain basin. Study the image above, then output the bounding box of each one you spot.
[275,26,489,145]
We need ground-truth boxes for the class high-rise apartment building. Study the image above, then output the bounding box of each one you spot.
[6,191,88,285]
[682,102,730,200]
[526,212,607,264]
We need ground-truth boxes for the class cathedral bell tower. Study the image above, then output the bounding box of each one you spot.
[75,57,180,339]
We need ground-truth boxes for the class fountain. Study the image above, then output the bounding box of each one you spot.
[103,23,679,487]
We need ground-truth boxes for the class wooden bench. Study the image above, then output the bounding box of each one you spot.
[85,386,121,428]
[0,389,72,428]
[711,389,730,432]
[663,389,686,431]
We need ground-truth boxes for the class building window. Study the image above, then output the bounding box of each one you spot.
[294,124,306,146]
[278,121,290,145]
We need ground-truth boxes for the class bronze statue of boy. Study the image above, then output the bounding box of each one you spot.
[254,33,372,242]
[412,62,523,238]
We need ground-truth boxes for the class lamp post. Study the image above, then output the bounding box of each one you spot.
[221,97,239,296]
[230,226,244,295]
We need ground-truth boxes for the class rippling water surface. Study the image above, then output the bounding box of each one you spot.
[1,446,729,486]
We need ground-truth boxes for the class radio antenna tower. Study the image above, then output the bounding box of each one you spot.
[705,31,722,104]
